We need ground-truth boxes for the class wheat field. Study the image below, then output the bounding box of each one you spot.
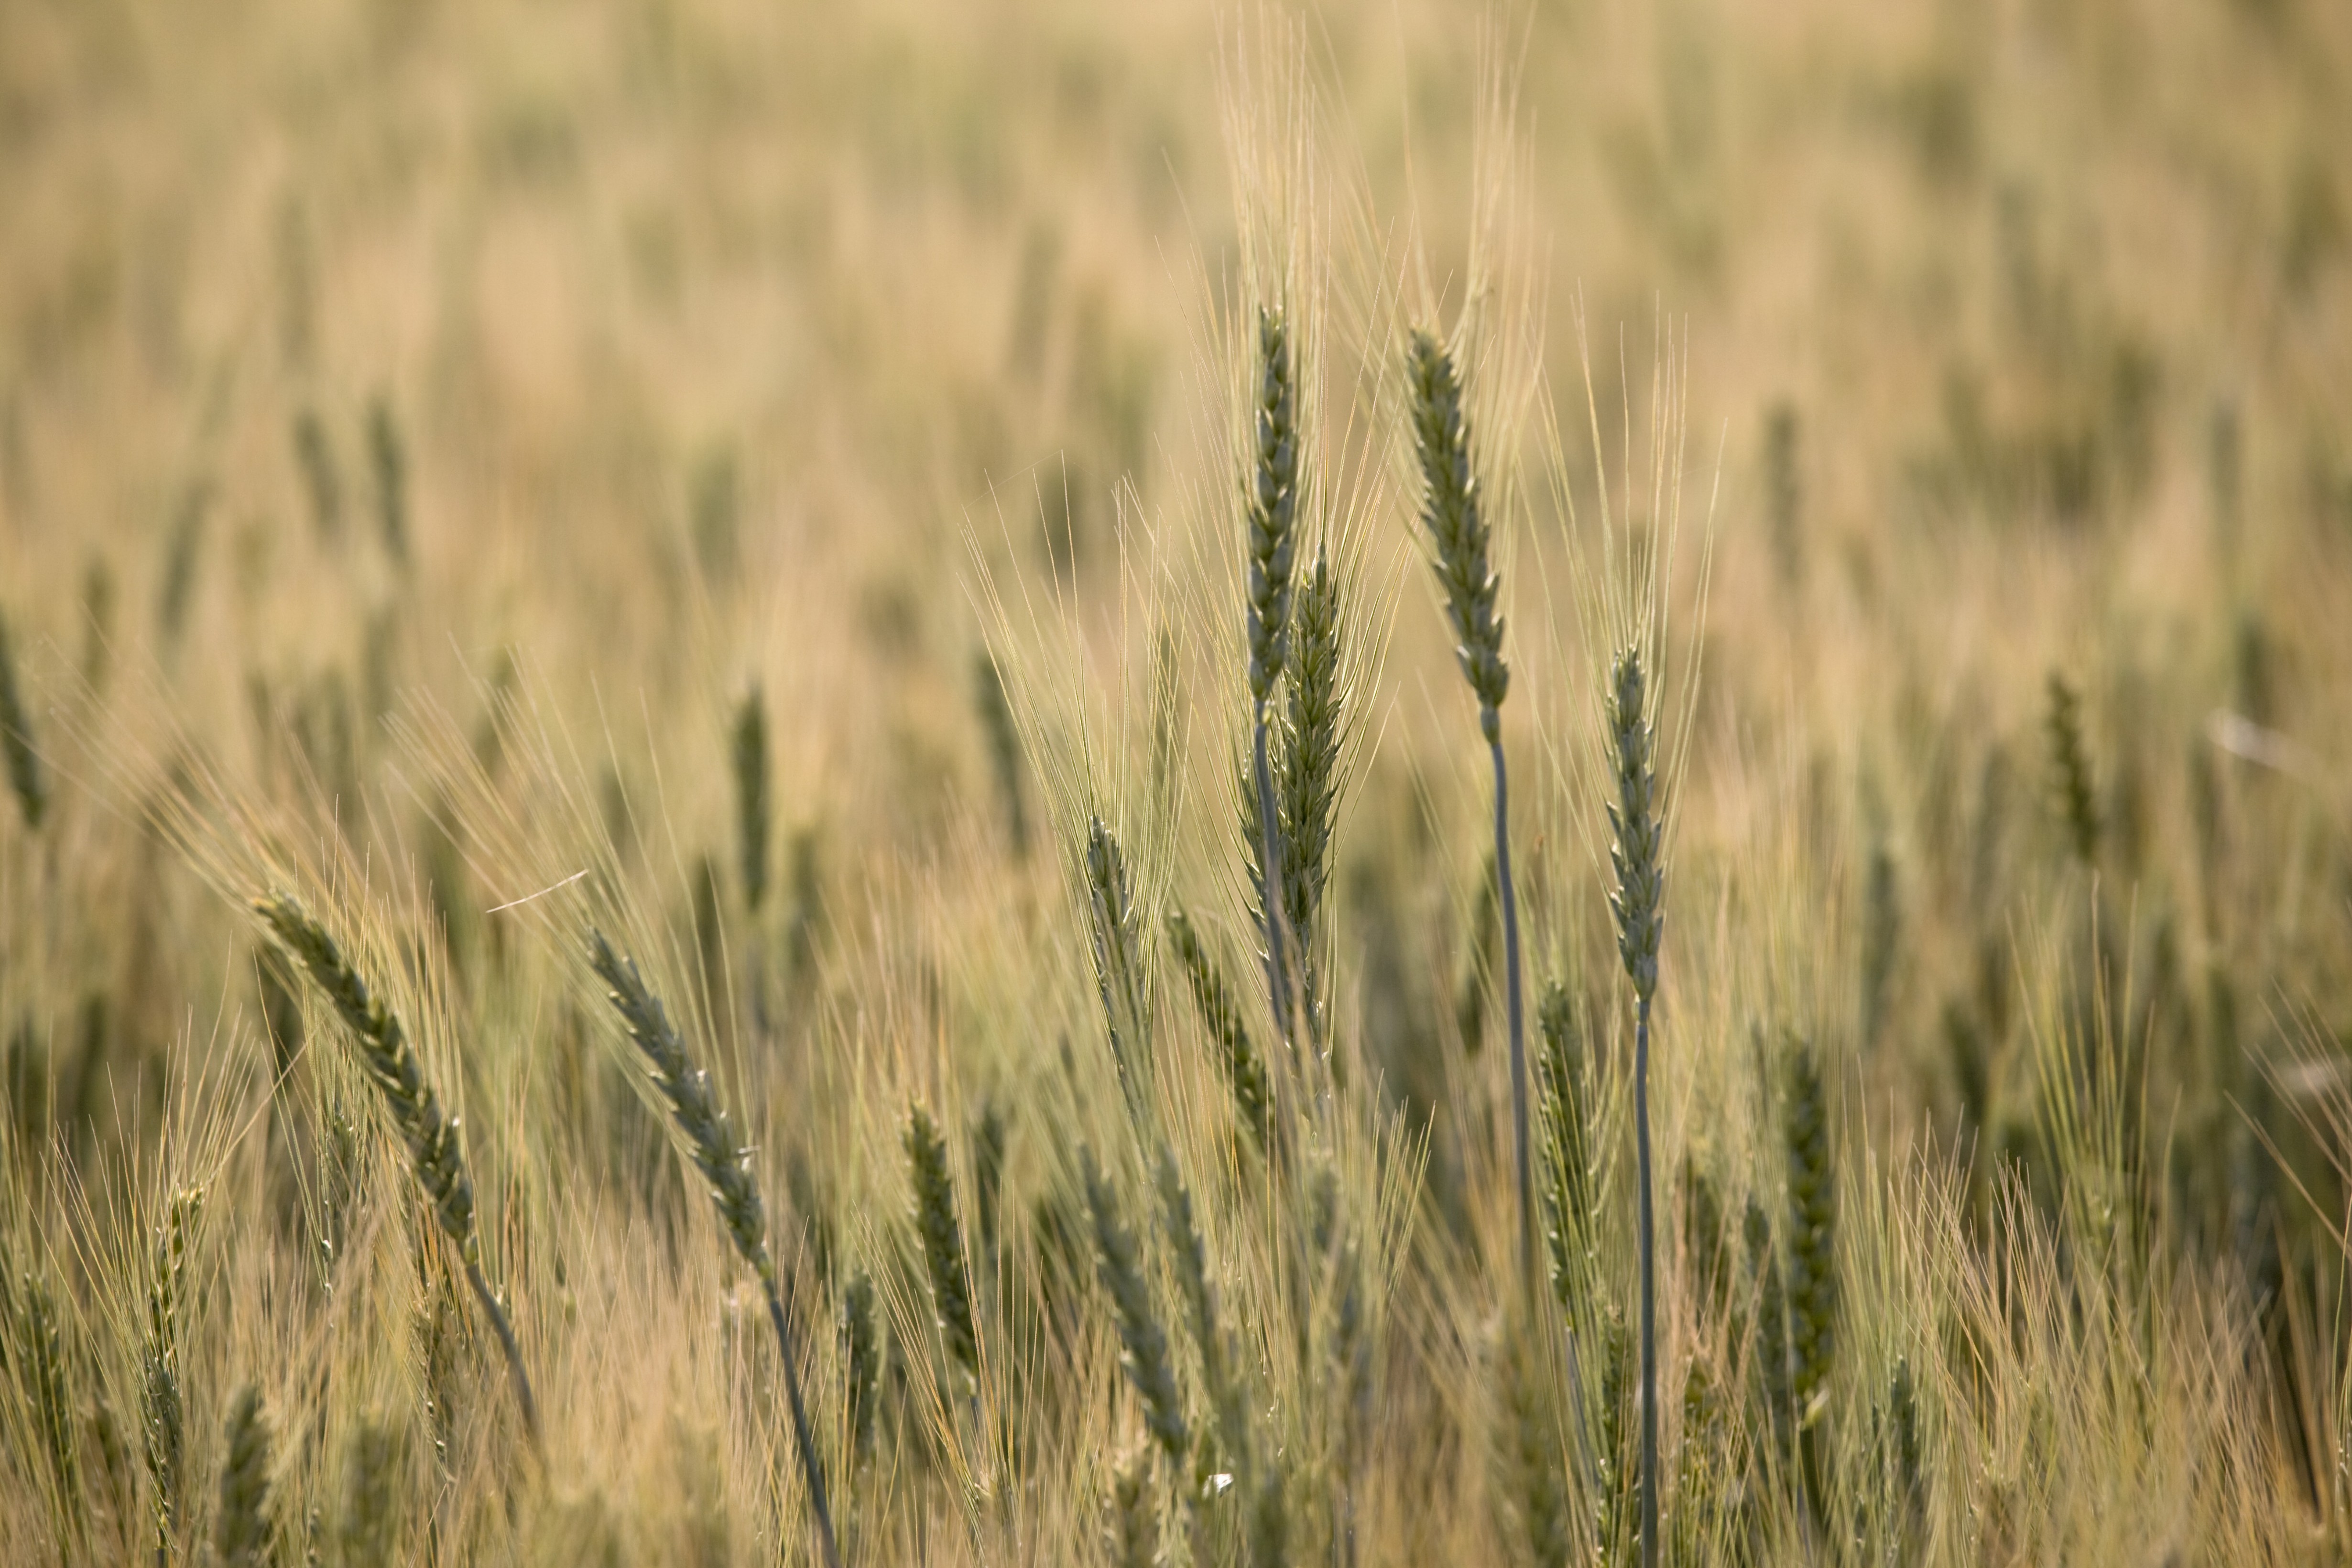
[1,1,2350,1563]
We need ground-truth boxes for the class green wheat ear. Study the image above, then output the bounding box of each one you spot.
[1165,908,1272,1149]
[1081,1147,1188,1470]
[256,895,539,1451]
[2044,670,2099,866]
[904,1101,981,1392]
[732,685,771,913]
[141,1186,204,1558]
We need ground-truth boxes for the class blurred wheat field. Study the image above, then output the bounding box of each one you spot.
[2,0,2351,1563]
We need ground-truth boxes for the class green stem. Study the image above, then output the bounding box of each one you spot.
[1634,994,1657,1568]
[461,1257,541,1457]
[765,1278,844,1568]
[1490,734,1532,1295]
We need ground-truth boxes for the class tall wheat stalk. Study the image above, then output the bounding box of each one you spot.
[1406,329,1530,1290]
[1603,648,1665,1568]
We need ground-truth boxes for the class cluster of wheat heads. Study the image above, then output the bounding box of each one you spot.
[4,30,2350,1568]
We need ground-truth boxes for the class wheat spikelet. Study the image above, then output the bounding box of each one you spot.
[215,1384,274,1567]
[840,1272,880,1463]
[1166,909,1272,1148]
[2045,671,2099,866]
[0,607,45,830]
[1081,1147,1188,1468]
[141,1186,203,1558]
[1245,305,1303,1045]
[1085,817,1151,1113]
[588,931,839,1568]
[17,1273,81,1530]
[905,1102,981,1393]
[338,1417,404,1568]
[367,393,408,568]
[1274,553,1342,1029]
[1152,1145,1244,1476]
[732,686,771,913]
[1110,1448,1156,1568]
[1779,1033,1837,1502]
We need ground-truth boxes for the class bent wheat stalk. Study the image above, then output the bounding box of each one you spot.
[590,931,841,1568]
[257,896,541,1453]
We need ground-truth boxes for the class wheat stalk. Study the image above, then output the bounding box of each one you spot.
[1603,646,1665,1568]
[1407,329,1532,1296]
[255,895,541,1452]
[588,931,840,1568]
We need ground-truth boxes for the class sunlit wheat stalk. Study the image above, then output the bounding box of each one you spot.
[589,931,841,1568]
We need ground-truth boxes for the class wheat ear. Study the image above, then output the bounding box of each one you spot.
[141,1186,203,1564]
[257,896,540,1455]
[1245,305,1302,1045]
[588,932,840,1568]
[1604,647,1665,1568]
